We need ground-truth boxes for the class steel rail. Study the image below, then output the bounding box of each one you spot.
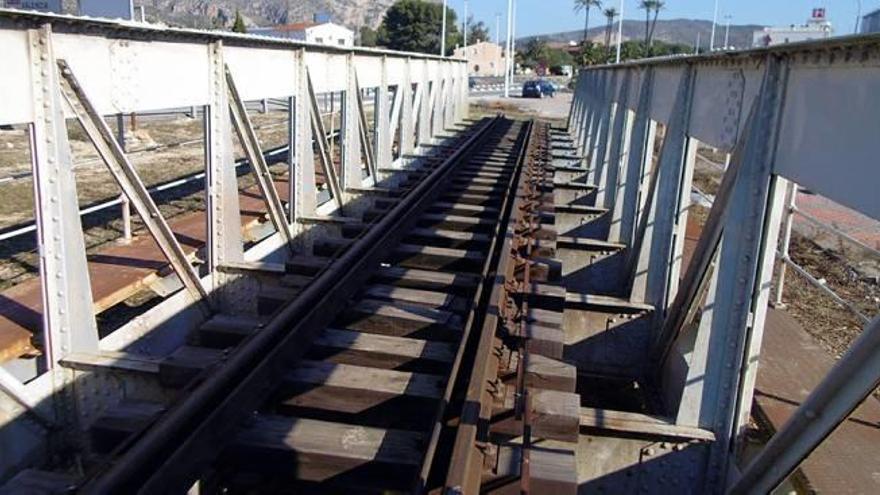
[442,119,540,493]
[418,119,533,491]
[78,116,501,494]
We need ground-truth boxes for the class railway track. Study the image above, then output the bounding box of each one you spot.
[51,116,543,494]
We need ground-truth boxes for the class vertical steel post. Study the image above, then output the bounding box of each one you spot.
[374,56,391,176]
[206,41,245,286]
[342,53,362,191]
[629,66,695,306]
[27,25,99,364]
[773,179,797,307]
[295,51,318,220]
[287,95,296,220]
[666,137,698,304]
[400,58,415,157]
[597,69,631,211]
[115,113,132,242]
[418,63,431,145]
[612,67,654,244]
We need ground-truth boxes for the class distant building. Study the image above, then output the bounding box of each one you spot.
[453,41,504,77]
[252,14,354,47]
[1,0,62,13]
[862,7,880,33]
[753,8,834,47]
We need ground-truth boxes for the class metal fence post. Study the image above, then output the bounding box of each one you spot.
[773,179,798,308]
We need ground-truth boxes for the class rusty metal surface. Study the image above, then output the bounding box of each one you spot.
[0,177,292,363]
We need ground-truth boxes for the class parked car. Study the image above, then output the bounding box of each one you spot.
[538,79,556,97]
[521,80,544,98]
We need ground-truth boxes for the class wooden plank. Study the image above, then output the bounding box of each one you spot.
[371,266,480,293]
[198,314,260,348]
[310,328,455,371]
[439,191,501,206]
[363,284,466,313]
[337,299,462,342]
[227,415,423,489]
[405,228,491,250]
[525,354,576,393]
[428,202,500,217]
[564,293,655,312]
[579,407,716,441]
[61,351,161,375]
[90,400,166,453]
[494,388,580,442]
[416,213,493,232]
[159,346,224,388]
[556,236,626,251]
[277,360,444,414]
[391,244,484,272]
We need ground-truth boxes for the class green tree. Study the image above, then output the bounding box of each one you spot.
[231,10,246,33]
[577,41,608,66]
[467,17,490,43]
[574,0,602,44]
[638,1,664,48]
[359,25,378,47]
[378,0,461,55]
[603,7,618,53]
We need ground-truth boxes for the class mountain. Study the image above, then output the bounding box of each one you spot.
[131,0,397,30]
[519,18,765,50]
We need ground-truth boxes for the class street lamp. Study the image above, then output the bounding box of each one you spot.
[440,0,447,55]
[504,0,513,96]
[724,14,732,48]
[710,0,720,50]
[615,0,624,63]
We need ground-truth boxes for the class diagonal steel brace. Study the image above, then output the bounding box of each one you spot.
[353,74,377,181]
[56,59,212,314]
[224,65,295,254]
[305,70,344,209]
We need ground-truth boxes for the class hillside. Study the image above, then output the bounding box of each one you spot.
[519,18,765,50]
[131,0,396,30]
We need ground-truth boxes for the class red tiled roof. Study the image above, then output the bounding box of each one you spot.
[273,22,316,32]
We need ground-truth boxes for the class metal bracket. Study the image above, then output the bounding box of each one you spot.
[224,65,295,255]
[56,59,212,315]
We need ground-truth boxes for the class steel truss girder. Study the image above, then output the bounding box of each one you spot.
[56,59,212,314]
[224,64,295,254]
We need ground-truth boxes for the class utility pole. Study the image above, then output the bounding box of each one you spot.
[615,0,624,63]
[510,0,517,84]
[464,0,469,48]
[710,0,719,50]
[441,0,447,56]
[723,14,732,48]
[695,31,701,54]
[504,0,513,97]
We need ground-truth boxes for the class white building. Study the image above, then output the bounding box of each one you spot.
[252,16,354,47]
[753,8,834,47]
[861,7,880,33]
[453,41,505,76]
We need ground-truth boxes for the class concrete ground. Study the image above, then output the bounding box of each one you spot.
[469,92,573,122]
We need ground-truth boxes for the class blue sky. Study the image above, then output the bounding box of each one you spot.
[446,0,867,38]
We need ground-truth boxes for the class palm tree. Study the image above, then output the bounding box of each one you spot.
[638,1,655,48]
[603,7,619,52]
[574,0,602,45]
[648,1,665,47]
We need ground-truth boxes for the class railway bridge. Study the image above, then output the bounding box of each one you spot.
[0,9,878,494]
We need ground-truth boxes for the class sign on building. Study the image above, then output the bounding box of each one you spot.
[2,0,62,13]
[79,0,133,19]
